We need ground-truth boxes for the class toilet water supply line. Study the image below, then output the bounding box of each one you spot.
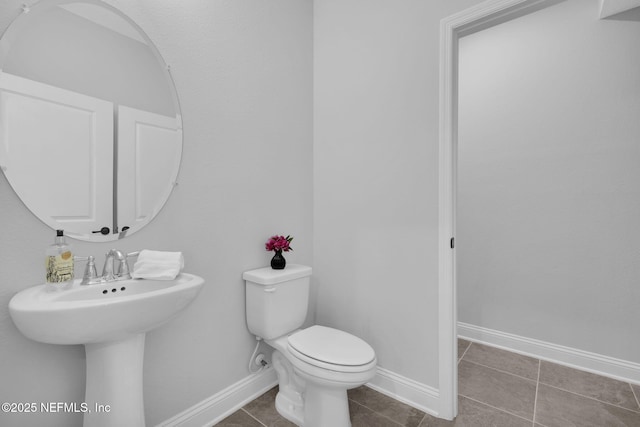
[249,337,269,374]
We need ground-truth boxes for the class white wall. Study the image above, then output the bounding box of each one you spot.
[4,0,636,424]
[0,1,312,426]
[313,0,484,390]
[458,0,640,362]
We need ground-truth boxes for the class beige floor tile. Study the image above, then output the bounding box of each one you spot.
[418,396,531,427]
[348,386,426,427]
[215,409,263,426]
[349,400,406,427]
[539,361,640,411]
[535,384,640,427]
[462,343,539,380]
[458,360,536,420]
[242,387,297,426]
[631,383,640,408]
[457,339,471,361]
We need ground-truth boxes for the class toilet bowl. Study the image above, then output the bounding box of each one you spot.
[243,265,377,426]
[267,326,376,426]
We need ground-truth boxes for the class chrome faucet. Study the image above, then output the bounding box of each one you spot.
[102,249,124,281]
[101,249,139,282]
[75,251,139,285]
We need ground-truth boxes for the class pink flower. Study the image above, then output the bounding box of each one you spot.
[265,235,293,252]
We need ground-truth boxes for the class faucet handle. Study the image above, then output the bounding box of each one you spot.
[75,255,100,285]
[118,251,141,280]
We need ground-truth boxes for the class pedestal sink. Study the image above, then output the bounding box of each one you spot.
[9,273,204,427]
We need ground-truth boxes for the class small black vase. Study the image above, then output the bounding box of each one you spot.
[271,250,286,269]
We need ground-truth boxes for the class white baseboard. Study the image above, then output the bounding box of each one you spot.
[458,322,640,385]
[156,367,278,427]
[156,323,640,426]
[157,365,442,426]
[366,367,440,417]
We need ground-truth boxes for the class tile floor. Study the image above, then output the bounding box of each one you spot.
[215,339,640,426]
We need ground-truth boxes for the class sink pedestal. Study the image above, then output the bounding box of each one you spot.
[9,273,204,426]
[84,334,145,427]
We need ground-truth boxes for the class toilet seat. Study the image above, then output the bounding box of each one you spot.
[287,325,376,373]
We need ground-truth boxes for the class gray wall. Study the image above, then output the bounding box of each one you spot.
[0,1,313,426]
[313,0,484,388]
[2,0,637,425]
[4,6,175,117]
[458,0,640,362]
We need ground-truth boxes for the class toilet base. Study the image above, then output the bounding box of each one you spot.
[274,385,351,427]
[272,350,304,426]
[275,391,304,426]
[270,349,356,427]
[303,384,351,427]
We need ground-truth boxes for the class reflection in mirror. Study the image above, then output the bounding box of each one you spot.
[0,0,182,241]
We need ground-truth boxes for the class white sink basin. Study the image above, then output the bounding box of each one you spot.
[9,273,204,345]
[9,273,204,427]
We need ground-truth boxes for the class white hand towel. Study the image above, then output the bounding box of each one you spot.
[132,250,184,280]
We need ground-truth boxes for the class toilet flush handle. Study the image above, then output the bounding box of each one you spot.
[264,287,276,293]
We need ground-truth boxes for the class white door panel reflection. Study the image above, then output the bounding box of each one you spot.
[0,72,113,238]
[117,105,181,234]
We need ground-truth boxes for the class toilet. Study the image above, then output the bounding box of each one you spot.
[243,264,377,427]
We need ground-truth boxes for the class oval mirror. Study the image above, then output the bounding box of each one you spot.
[0,0,182,241]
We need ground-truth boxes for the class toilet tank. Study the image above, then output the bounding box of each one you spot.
[243,264,312,340]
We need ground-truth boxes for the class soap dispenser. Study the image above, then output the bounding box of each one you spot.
[45,230,74,291]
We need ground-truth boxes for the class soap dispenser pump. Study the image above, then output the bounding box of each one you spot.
[45,230,74,291]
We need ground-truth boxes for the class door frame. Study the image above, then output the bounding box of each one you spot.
[437,0,565,419]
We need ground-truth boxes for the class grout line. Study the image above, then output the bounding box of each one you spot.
[461,358,538,384]
[348,399,405,427]
[630,383,640,411]
[539,383,640,414]
[532,360,541,427]
[417,412,427,427]
[240,408,268,427]
[459,340,473,361]
[536,361,640,414]
[459,394,533,423]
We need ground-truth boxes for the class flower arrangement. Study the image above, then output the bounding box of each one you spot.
[266,235,293,270]
[265,235,293,253]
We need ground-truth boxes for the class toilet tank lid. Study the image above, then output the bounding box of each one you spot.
[243,264,312,285]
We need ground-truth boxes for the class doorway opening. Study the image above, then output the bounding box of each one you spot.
[438,0,566,419]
